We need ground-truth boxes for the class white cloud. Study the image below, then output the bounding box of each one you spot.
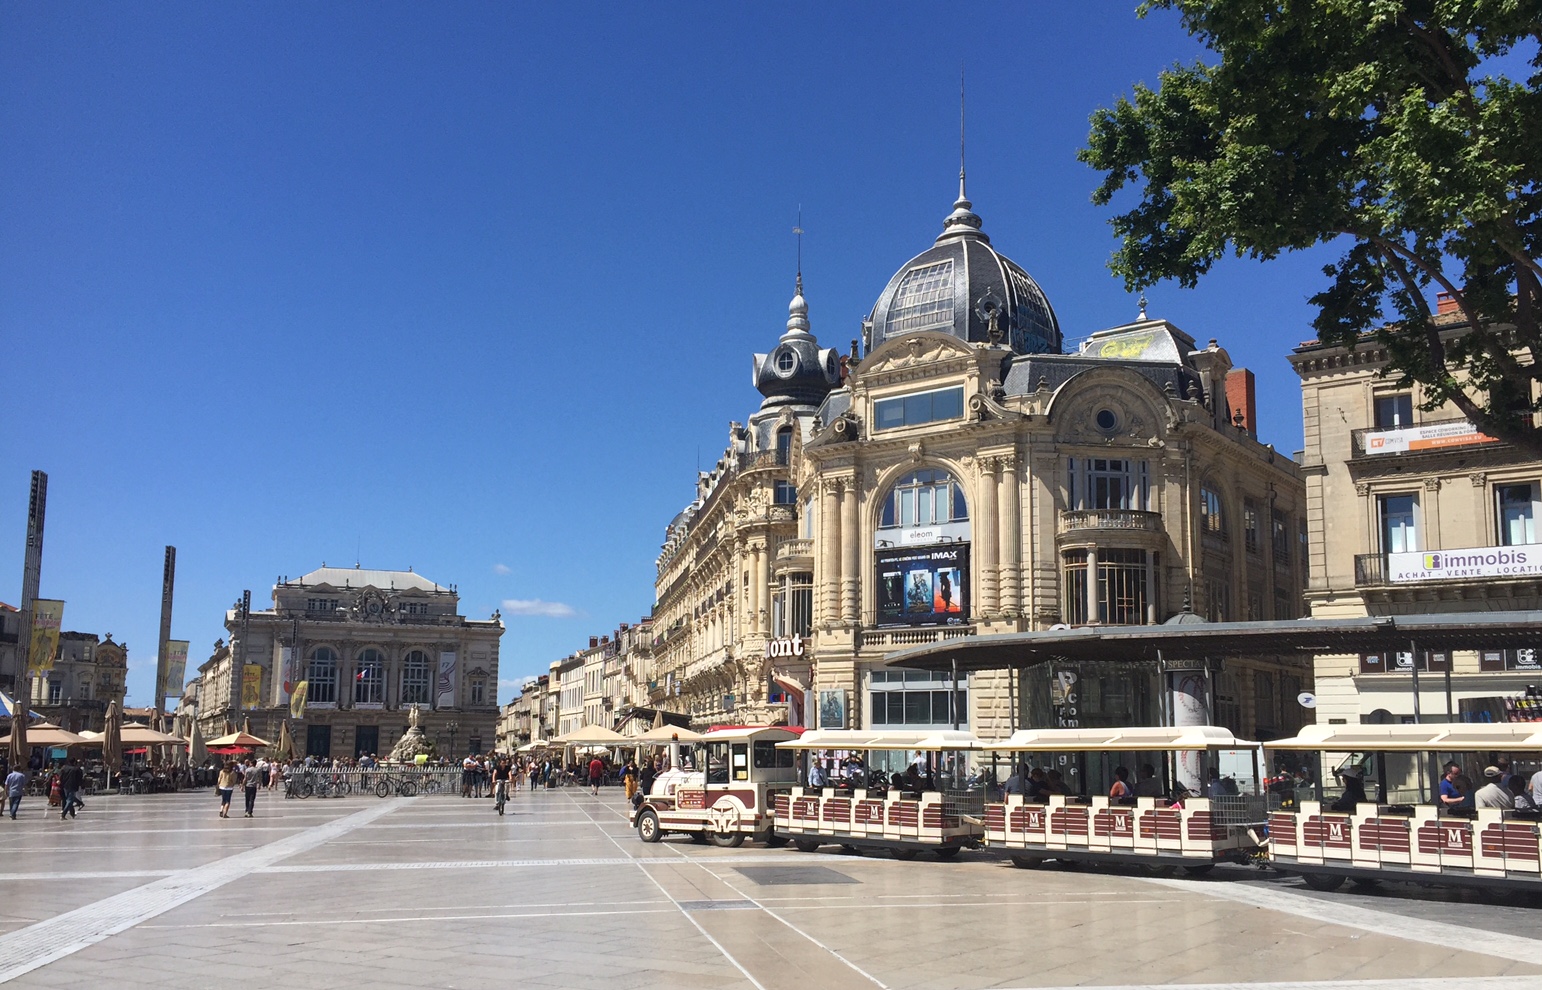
[493,563,511,575]
[501,598,577,618]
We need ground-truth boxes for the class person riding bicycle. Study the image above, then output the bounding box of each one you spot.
[491,758,513,812]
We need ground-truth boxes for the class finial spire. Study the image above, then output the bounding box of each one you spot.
[785,210,810,338]
[938,63,985,243]
[1138,292,1149,321]
[959,62,967,203]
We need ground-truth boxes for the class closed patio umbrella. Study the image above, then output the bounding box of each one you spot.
[275,721,295,761]
[187,718,208,766]
[6,705,27,771]
[102,701,123,790]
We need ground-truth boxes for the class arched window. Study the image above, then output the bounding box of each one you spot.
[775,427,793,465]
[878,469,969,530]
[307,647,339,704]
[401,650,431,706]
[355,648,385,704]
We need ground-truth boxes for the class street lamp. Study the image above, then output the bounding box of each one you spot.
[446,720,459,759]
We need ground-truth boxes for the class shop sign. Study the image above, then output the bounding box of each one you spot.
[763,635,805,659]
[1388,546,1542,582]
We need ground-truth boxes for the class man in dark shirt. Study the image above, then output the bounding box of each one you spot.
[59,758,86,819]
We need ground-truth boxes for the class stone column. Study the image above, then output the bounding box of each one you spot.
[978,458,1000,618]
[1086,545,1100,625]
[840,478,860,625]
[759,541,773,635]
[820,479,841,626]
[998,455,1021,617]
[747,542,762,636]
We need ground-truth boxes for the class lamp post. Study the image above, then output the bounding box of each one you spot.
[446,720,459,759]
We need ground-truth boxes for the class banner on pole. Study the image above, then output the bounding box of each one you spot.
[162,640,189,701]
[26,600,64,675]
[241,664,262,709]
[290,680,309,719]
[280,646,296,700]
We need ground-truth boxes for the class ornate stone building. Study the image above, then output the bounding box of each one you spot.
[652,178,1311,741]
[183,566,502,759]
[27,631,127,733]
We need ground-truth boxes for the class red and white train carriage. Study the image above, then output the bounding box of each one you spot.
[982,726,1268,872]
[1263,722,1542,892]
[773,729,987,858]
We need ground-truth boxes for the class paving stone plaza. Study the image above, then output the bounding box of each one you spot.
[1,787,1540,989]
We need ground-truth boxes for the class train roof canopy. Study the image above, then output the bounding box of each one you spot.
[778,729,986,751]
[983,725,1253,753]
[1264,722,1542,752]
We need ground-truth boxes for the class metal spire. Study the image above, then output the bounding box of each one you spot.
[959,62,967,203]
[1138,292,1149,321]
[793,206,804,297]
[786,209,810,337]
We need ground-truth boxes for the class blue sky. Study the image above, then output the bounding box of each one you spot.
[1,3,1342,705]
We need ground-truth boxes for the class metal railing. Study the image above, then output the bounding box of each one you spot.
[1209,793,1269,827]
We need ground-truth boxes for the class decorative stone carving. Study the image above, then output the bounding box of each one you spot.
[1423,477,1442,491]
[1471,472,1488,487]
[1355,483,1372,497]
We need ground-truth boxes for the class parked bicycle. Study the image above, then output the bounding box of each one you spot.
[376,774,419,798]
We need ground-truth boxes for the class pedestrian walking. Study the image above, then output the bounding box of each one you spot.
[5,766,25,819]
[59,758,86,820]
[242,760,262,817]
[623,759,639,801]
[588,755,605,796]
[216,761,238,819]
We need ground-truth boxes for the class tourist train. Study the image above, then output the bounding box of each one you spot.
[630,722,1542,896]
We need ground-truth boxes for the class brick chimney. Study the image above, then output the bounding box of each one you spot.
[1225,368,1257,435]
[1436,291,1459,315]
[589,636,599,649]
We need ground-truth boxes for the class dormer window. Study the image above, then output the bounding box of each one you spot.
[776,350,796,375]
[884,260,955,338]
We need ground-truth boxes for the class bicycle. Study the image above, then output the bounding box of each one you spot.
[493,779,508,815]
[420,776,443,795]
[375,774,419,798]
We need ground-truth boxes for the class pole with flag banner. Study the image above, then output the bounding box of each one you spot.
[26,600,64,677]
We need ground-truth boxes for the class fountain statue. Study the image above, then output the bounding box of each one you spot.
[387,704,434,763]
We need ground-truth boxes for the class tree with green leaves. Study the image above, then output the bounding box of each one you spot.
[1082,1,1542,454]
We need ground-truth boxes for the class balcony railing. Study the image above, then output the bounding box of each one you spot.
[1355,553,1389,586]
[1057,509,1162,534]
[776,538,813,562]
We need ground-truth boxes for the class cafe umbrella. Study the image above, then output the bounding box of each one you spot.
[102,701,123,791]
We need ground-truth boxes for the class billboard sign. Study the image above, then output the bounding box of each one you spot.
[875,544,969,627]
[1387,545,1542,583]
[1363,420,1497,455]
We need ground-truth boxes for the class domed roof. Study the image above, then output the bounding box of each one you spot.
[753,276,841,410]
[866,185,1060,356]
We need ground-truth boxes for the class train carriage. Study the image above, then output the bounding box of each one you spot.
[774,729,987,858]
[1263,722,1542,892]
[982,725,1268,873]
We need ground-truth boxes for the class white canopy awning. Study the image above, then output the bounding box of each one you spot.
[1263,722,1542,753]
[553,725,627,746]
[778,729,985,751]
[984,725,1254,753]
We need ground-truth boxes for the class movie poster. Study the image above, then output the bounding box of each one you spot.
[875,545,969,626]
[162,640,189,702]
[26,599,64,675]
[818,689,847,729]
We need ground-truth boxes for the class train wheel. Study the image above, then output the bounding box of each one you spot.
[1300,872,1346,892]
[934,846,961,860]
[636,810,663,844]
[891,848,918,861]
[691,831,710,845]
[793,838,821,853]
[1145,863,1177,878]
[1182,864,1214,877]
[708,831,745,848]
[1010,855,1044,870]
[763,832,789,848]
